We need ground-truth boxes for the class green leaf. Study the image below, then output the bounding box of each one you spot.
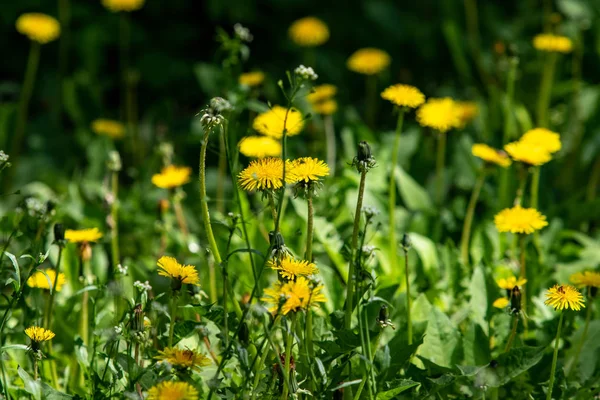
[5,251,20,291]
[409,233,439,277]
[330,379,362,391]
[468,265,489,330]
[18,366,41,400]
[41,383,72,399]
[486,346,546,388]
[0,344,29,352]
[395,167,434,213]
[376,379,419,399]
[463,322,490,366]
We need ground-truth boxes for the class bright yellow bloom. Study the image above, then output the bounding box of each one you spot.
[456,101,478,128]
[311,99,338,115]
[239,136,282,158]
[25,326,55,342]
[91,119,125,139]
[289,157,329,183]
[147,381,198,400]
[493,297,510,309]
[307,84,337,103]
[152,165,192,189]
[494,205,548,234]
[102,0,145,12]
[520,128,561,154]
[570,271,600,288]
[16,13,60,44]
[504,140,552,166]
[381,84,425,109]
[472,144,511,168]
[65,228,103,243]
[416,97,461,133]
[155,347,211,371]
[239,71,265,87]
[253,106,304,138]
[261,276,326,314]
[238,158,296,192]
[27,269,66,292]
[544,284,585,311]
[288,17,329,47]
[533,33,573,53]
[269,257,318,280]
[347,48,391,75]
[496,276,527,290]
[157,256,200,286]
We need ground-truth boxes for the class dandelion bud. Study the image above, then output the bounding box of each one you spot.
[80,242,92,262]
[53,223,65,243]
[401,233,412,252]
[131,304,144,333]
[378,304,389,324]
[268,231,292,261]
[358,141,372,162]
[510,286,521,314]
[210,97,232,113]
[353,141,376,173]
[107,150,122,172]
[239,321,250,347]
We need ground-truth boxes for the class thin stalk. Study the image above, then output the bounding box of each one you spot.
[110,170,120,276]
[460,169,486,267]
[34,358,39,381]
[217,131,227,214]
[168,292,178,347]
[365,75,377,129]
[208,258,217,304]
[567,298,593,377]
[306,309,314,358]
[281,313,297,400]
[404,248,413,345]
[250,316,281,399]
[305,191,314,261]
[274,106,292,233]
[514,164,528,206]
[435,132,447,205]
[172,192,189,238]
[537,53,557,128]
[388,109,405,272]
[324,115,336,176]
[267,191,278,227]
[547,312,564,400]
[80,258,89,346]
[504,315,519,352]
[519,235,528,317]
[45,245,64,329]
[345,170,367,329]
[464,0,490,87]
[530,166,540,210]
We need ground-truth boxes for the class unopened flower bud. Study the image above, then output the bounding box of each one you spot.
[239,321,250,347]
[510,286,521,314]
[401,233,411,252]
[53,223,65,243]
[80,242,92,262]
[357,141,372,162]
[131,304,144,333]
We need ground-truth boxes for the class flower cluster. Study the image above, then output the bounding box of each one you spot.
[294,65,318,81]
[234,23,253,43]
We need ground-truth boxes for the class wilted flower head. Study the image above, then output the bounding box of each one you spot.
[199,105,225,131]
[352,141,376,173]
[362,205,380,219]
[289,17,329,47]
[234,23,253,42]
[210,97,232,113]
[16,13,60,44]
[347,48,391,75]
[295,65,318,81]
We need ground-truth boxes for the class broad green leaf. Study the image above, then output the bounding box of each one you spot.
[395,167,434,213]
[468,265,488,330]
[5,251,20,290]
[18,366,41,400]
[376,379,419,399]
[409,233,439,276]
[485,346,546,388]
[463,322,490,366]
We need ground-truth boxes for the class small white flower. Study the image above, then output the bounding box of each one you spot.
[234,23,253,42]
[117,264,128,275]
[199,108,225,130]
[210,97,232,113]
[114,325,123,335]
[188,242,200,254]
[0,150,9,162]
[362,245,376,256]
[294,65,318,81]
[134,280,152,292]
[361,205,380,218]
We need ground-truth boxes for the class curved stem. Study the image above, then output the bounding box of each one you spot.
[547,312,564,400]
[267,191,278,228]
[217,131,227,214]
[389,109,405,272]
[460,169,486,267]
[519,235,528,320]
[306,191,314,261]
[504,315,519,352]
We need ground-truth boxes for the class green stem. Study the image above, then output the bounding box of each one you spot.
[274,106,292,233]
[45,245,63,329]
[324,115,336,176]
[345,170,367,330]
[547,312,564,400]
[405,249,412,345]
[168,292,178,347]
[460,169,486,267]
[217,131,227,214]
[537,53,557,128]
[281,313,297,400]
[530,166,540,209]
[306,309,314,358]
[110,170,120,270]
[306,191,314,261]
[267,191,278,227]
[435,132,447,205]
[568,298,593,377]
[519,235,528,320]
[172,192,189,238]
[514,164,528,206]
[504,315,519,352]
[79,258,90,347]
[389,109,405,272]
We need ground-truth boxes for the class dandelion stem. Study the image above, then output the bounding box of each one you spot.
[45,244,64,329]
[435,132,447,205]
[404,247,413,345]
[530,166,540,210]
[172,191,189,238]
[504,315,519,352]
[217,130,227,214]
[34,358,38,381]
[547,312,564,400]
[305,191,314,261]
[519,235,528,319]
[268,191,278,227]
[514,164,528,206]
[324,115,336,176]
[460,168,486,267]
[389,109,405,272]
[568,298,593,377]
[281,313,297,400]
[274,107,291,233]
[168,292,178,347]
[537,52,557,128]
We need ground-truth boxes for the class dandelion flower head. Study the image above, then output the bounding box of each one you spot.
[253,106,304,138]
[289,157,330,183]
[91,119,125,139]
[65,228,103,243]
[261,276,326,314]
[239,136,282,158]
[157,256,200,286]
[504,140,552,166]
[288,17,329,47]
[456,101,478,128]
[147,381,198,400]
[347,48,391,75]
[472,144,511,168]
[544,284,585,311]
[307,84,337,103]
[27,269,66,292]
[494,205,548,234]
[533,33,573,53]
[238,158,296,192]
[269,257,318,280]
[155,347,211,371]
[570,271,600,288]
[102,0,145,12]
[496,276,527,290]
[520,128,561,154]
[493,297,510,309]
[239,71,265,87]
[25,326,55,342]
[416,97,461,133]
[381,84,425,109]
[16,13,60,44]
[152,165,192,189]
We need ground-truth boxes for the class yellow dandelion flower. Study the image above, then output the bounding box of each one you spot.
[311,99,338,115]
[494,205,548,234]
[533,33,573,53]
[91,119,125,139]
[504,140,552,166]
[27,269,66,292]
[269,257,318,280]
[239,71,265,87]
[288,17,329,47]
[493,297,510,309]
[544,284,585,311]
[16,13,60,44]
[380,84,425,109]
[65,228,103,243]
[155,347,211,371]
[416,97,461,133]
[25,326,55,342]
[157,256,200,286]
[253,106,305,138]
[261,276,326,315]
[456,101,478,128]
[570,271,600,288]
[102,0,145,12]
[496,276,527,290]
[152,165,192,189]
[307,84,337,103]
[238,136,282,158]
[289,157,329,183]
[472,144,511,168]
[520,128,561,154]
[238,158,296,192]
[147,381,198,400]
[347,48,391,75]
